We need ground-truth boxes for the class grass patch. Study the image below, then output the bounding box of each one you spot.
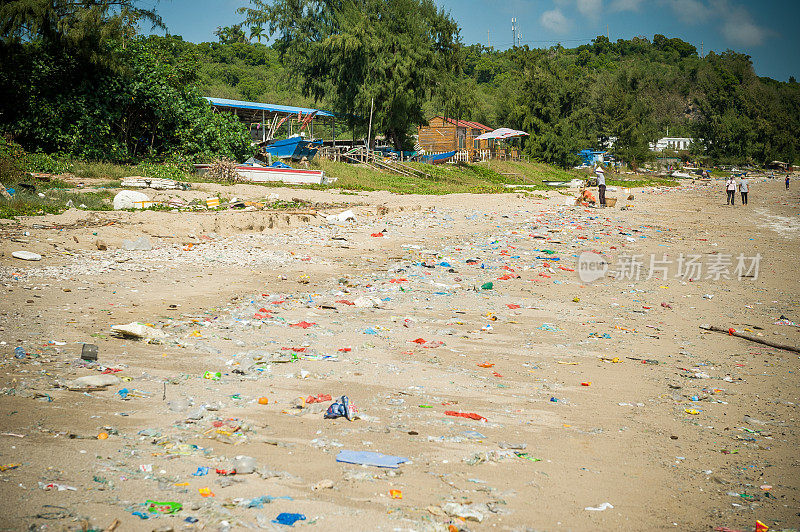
[0,187,114,219]
[190,158,679,195]
[301,159,587,194]
[71,161,136,180]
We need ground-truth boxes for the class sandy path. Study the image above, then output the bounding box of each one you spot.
[0,178,797,531]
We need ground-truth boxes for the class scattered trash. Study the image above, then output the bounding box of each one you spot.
[442,502,486,522]
[585,502,614,511]
[113,190,151,210]
[110,322,167,343]
[324,395,356,420]
[121,236,153,251]
[335,450,408,468]
[11,251,42,261]
[445,411,487,421]
[80,343,98,361]
[273,513,306,526]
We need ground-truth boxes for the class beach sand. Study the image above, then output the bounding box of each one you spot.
[0,177,797,531]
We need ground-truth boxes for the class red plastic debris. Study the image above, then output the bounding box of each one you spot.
[336,300,355,305]
[306,394,332,404]
[445,411,487,422]
[370,232,384,237]
[290,321,316,329]
[507,304,521,309]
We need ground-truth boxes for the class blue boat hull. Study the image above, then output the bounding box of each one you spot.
[263,137,322,161]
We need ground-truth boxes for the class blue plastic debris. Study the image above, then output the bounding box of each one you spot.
[273,513,306,526]
[192,467,209,476]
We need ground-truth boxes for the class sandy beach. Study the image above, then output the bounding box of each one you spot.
[0,177,798,531]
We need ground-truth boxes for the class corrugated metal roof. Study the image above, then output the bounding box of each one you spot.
[206,97,335,117]
[438,116,493,131]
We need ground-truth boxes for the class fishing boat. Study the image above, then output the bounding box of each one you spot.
[420,150,456,164]
[195,160,333,185]
[261,136,322,161]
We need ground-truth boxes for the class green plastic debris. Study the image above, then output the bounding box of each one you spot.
[481,282,494,290]
[146,500,182,514]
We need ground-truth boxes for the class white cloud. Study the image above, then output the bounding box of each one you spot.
[663,0,768,46]
[664,0,712,24]
[577,0,603,21]
[540,8,571,34]
[609,0,643,11]
[717,2,767,46]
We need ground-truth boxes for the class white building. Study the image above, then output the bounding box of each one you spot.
[650,137,693,152]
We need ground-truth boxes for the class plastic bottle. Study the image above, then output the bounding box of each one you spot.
[14,347,26,359]
[232,455,257,474]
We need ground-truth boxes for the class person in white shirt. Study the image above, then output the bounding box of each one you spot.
[725,177,736,205]
[595,165,606,207]
[739,177,749,205]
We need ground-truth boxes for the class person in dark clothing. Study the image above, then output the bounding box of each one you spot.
[595,165,606,207]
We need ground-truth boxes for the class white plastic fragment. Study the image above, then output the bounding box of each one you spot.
[585,502,614,511]
[110,322,168,342]
[11,251,42,261]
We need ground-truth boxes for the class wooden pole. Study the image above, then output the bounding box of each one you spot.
[367,97,374,154]
[699,325,800,354]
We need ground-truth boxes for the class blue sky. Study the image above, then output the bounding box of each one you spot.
[148,0,798,81]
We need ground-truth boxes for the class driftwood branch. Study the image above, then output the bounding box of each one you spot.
[700,324,800,354]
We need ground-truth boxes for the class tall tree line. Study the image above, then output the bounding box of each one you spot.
[0,0,797,167]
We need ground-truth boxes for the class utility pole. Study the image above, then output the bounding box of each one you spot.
[700,41,704,58]
[606,24,610,40]
[488,30,490,47]
[366,97,374,155]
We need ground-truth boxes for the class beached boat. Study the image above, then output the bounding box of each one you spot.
[195,162,333,185]
[420,150,456,164]
[261,136,322,161]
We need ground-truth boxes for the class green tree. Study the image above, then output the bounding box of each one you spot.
[215,24,248,44]
[239,0,463,149]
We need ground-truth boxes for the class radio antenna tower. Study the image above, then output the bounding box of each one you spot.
[511,17,517,47]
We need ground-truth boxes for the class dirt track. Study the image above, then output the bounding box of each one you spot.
[0,179,798,531]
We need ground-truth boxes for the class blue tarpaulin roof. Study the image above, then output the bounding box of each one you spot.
[205,97,334,117]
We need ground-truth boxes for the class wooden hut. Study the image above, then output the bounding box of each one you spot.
[417,116,493,162]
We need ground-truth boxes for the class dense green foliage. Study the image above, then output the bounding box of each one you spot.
[453,36,800,167]
[175,29,799,167]
[0,1,252,163]
[238,0,463,150]
[0,0,797,167]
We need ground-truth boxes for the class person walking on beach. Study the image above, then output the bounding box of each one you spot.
[787,175,791,190]
[595,165,606,207]
[726,176,737,205]
[739,176,749,205]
